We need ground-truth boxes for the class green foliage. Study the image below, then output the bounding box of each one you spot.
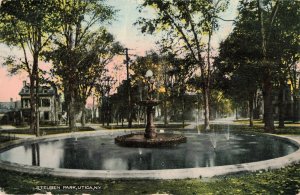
[215,1,262,103]
[215,0,299,107]
[0,0,60,75]
[137,0,229,61]
[130,51,161,87]
[43,0,120,111]
[209,90,234,118]
[0,0,59,46]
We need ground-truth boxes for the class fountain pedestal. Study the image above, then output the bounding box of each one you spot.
[141,100,159,139]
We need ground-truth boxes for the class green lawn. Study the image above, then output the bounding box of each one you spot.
[0,164,299,194]
[234,119,300,127]
[0,126,95,136]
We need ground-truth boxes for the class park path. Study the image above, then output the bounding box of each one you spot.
[184,116,236,130]
[0,125,17,130]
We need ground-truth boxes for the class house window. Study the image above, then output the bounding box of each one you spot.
[41,99,50,107]
[22,98,30,108]
[44,111,49,120]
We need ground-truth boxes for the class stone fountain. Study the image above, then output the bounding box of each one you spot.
[115,70,186,148]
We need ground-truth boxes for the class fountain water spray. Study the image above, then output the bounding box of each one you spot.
[225,124,230,140]
[209,126,217,150]
[138,148,143,155]
[196,113,200,135]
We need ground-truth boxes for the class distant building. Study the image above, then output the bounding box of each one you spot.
[0,98,20,113]
[0,98,21,124]
[272,78,300,121]
[19,81,62,125]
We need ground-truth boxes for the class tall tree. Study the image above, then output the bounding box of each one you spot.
[49,30,121,127]
[0,0,59,136]
[257,0,299,131]
[271,0,300,125]
[257,0,279,132]
[46,0,116,131]
[136,0,229,130]
[216,0,299,130]
[215,2,263,127]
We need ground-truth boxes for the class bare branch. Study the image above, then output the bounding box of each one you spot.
[215,16,235,22]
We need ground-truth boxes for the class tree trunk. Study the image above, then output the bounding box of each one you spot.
[249,93,254,127]
[263,79,275,132]
[34,52,40,137]
[29,75,36,133]
[128,80,132,128]
[101,97,105,126]
[164,93,168,126]
[54,95,57,125]
[293,95,298,122]
[197,93,201,122]
[253,91,262,120]
[163,69,168,126]
[30,51,40,136]
[181,94,185,128]
[106,102,110,126]
[207,29,212,124]
[92,95,95,123]
[203,85,210,131]
[258,0,277,133]
[278,84,285,128]
[69,91,76,131]
[81,102,86,127]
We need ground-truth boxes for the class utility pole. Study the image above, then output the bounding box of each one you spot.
[92,92,95,123]
[125,48,130,81]
[125,48,132,128]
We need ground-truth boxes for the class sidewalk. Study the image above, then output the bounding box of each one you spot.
[0,133,35,139]
[0,125,16,130]
[184,116,236,129]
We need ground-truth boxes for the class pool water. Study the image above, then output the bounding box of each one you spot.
[0,132,297,170]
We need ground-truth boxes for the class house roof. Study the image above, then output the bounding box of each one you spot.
[0,101,21,113]
[19,85,56,96]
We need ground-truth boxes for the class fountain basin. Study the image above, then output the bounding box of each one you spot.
[115,133,187,147]
[0,130,299,179]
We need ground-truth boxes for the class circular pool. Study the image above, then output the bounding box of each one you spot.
[0,130,299,179]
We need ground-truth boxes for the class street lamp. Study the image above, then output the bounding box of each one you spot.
[145,69,153,78]
[145,69,155,100]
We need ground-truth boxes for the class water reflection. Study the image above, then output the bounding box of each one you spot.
[0,140,64,168]
[31,143,40,166]
[0,133,298,170]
